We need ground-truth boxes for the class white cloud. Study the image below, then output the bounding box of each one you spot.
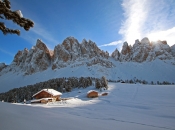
[30,23,59,49]
[99,40,123,47]
[0,48,14,57]
[119,0,148,45]
[119,0,175,46]
[21,22,59,49]
[147,27,175,46]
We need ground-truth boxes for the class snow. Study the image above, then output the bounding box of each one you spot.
[87,90,98,94]
[171,44,175,56]
[0,58,175,93]
[30,98,53,103]
[32,89,62,97]
[0,83,175,130]
[15,10,23,17]
[0,63,5,68]
[0,63,6,71]
[0,37,175,93]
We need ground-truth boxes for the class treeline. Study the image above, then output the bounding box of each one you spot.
[0,76,108,103]
[108,79,174,85]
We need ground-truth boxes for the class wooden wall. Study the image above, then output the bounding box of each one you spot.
[34,91,52,99]
[87,91,98,98]
[33,91,61,101]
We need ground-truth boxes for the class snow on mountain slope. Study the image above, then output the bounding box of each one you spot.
[0,58,175,93]
[0,63,7,72]
[171,44,175,56]
[1,83,175,130]
[0,37,175,92]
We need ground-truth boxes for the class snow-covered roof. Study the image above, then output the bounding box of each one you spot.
[87,90,98,94]
[32,89,62,97]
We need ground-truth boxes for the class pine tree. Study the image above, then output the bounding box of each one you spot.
[101,76,108,90]
[95,79,101,89]
[66,80,72,92]
[0,0,34,35]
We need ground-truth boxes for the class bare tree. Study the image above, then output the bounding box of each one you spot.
[0,0,34,35]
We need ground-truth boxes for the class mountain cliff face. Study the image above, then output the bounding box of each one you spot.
[52,37,110,69]
[0,37,175,75]
[0,63,7,72]
[10,39,52,74]
[171,44,175,57]
[112,37,175,62]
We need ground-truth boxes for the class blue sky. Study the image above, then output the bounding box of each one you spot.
[0,0,175,64]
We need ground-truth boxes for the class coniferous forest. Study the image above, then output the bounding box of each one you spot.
[0,76,108,102]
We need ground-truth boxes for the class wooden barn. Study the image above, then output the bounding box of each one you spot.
[87,90,98,98]
[31,89,62,104]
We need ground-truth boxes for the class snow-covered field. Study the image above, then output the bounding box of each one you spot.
[1,83,175,130]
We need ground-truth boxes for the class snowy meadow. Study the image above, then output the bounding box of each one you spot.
[0,83,175,130]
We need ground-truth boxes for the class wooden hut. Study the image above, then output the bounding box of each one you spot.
[87,90,98,98]
[31,89,62,104]
[101,92,108,96]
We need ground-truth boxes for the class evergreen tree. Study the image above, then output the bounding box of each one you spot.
[101,76,108,90]
[95,79,101,89]
[0,0,34,35]
[66,80,72,92]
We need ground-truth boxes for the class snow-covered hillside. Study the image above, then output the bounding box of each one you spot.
[0,37,175,92]
[0,58,175,93]
[1,83,175,130]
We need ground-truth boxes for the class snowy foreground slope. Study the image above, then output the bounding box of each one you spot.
[1,83,175,130]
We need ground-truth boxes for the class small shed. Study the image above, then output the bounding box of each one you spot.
[101,92,108,96]
[32,89,62,103]
[87,90,98,98]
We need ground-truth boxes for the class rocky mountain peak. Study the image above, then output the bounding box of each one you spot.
[112,37,175,62]
[51,37,111,70]
[82,39,88,44]
[10,40,52,74]
[133,39,141,48]
[0,63,7,72]
[121,42,131,55]
[140,37,150,45]
[111,48,120,60]
[135,39,140,44]
[36,39,50,54]
[171,44,175,56]
[63,36,79,45]
[161,40,167,45]
[1,37,174,75]
[119,42,132,61]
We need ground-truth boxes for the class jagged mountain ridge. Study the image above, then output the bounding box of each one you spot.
[1,37,113,75]
[112,37,175,62]
[11,39,52,74]
[0,36,175,75]
[52,37,111,70]
[0,36,175,92]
